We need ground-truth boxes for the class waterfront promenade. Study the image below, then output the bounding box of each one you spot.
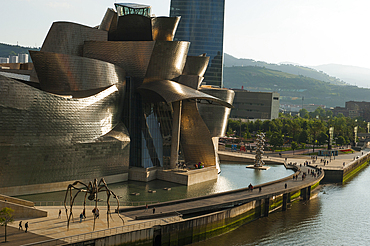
[4,166,320,245]
[2,149,366,245]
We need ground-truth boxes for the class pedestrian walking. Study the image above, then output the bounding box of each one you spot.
[25,222,28,233]
[145,203,148,212]
[285,183,287,189]
[19,221,22,230]
[153,207,156,214]
[58,209,61,218]
[80,213,83,223]
[95,208,100,219]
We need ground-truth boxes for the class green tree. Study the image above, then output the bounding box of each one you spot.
[298,130,309,144]
[270,131,284,150]
[309,120,325,152]
[336,136,345,146]
[301,143,306,149]
[291,141,298,154]
[299,108,309,118]
[317,132,328,145]
[0,207,14,242]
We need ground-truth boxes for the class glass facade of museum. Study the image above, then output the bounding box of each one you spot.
[170,0,225,88]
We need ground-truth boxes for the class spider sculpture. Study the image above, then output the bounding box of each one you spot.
[63,178,123,230]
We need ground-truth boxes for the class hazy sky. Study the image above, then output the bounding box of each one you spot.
[2,0,370,68]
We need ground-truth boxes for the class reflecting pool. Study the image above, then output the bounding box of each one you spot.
[17,163,293,204]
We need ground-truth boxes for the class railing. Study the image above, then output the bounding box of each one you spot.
[21,215,182,246]
[33,200,158,207]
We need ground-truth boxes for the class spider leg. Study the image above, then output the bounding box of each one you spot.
[69,189,82,227]
[93,181,98,231]
[64,182,88,230]
[111,190,124,225]
[106,190,111,228]
[99,178,124,225]
[64,185,72,229]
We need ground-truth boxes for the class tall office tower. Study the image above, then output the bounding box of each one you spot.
[170,0,225,88]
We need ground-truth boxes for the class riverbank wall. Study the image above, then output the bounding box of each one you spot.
[320,152,370,183]
[66,177,321,246]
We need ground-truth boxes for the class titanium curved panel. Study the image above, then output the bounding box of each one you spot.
[0,76,129,189]
[182,56,210,77]
[30,51,126,94]
[180,100,216,167]
[111,15,152,41]
[198,88,235,137]
[0,75,125,146]
[177,75,203,89]
[137,80,233,108]
[40,21,107,56]
[143,41,190,83]
[83,41,155,79]
[99,8,117,31]
[151,17,181,41]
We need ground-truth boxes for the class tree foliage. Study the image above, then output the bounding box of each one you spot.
[0,207,14,242]
[226,107,364,150]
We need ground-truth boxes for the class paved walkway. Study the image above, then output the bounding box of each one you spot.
[2,149,366,245]
[120,164,322,220]
[3,206,159,245]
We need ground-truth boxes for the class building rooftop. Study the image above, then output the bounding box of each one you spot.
[115,3,151,17]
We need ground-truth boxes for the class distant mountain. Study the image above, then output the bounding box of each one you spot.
[0,43,39,58]
[224,53,347,86]
[223,66,370,107]
[311,64,370,89]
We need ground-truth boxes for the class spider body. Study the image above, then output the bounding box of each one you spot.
[63,178,123,230]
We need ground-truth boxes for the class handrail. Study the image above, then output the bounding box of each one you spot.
[21,215,182,246]
[33,200,158,207]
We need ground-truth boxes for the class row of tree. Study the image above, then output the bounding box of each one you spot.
[227,108,367,150]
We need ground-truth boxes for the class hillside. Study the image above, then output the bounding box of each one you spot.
[312,64,370,89]
[224,53,347,86]
[223,66,370,107]
[0,43,39,57]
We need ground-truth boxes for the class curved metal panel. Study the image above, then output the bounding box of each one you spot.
[198,88,235,137]
[30,51,126,94]
[0,77,129,189]
[151,17,181,41]
[143,41,190,83]
[182,56,210,77]
[177,75,203,89]
[110,15,152,41]
[180,100,216,167]
[40,21,107,56]
[137,80,233,108]
[99,8,117,32]
[83,41,155,79]
[0,75,125,146]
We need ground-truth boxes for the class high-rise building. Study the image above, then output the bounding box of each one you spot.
[170,0,225,88]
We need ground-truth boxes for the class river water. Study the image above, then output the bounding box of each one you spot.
[193,164,370,246]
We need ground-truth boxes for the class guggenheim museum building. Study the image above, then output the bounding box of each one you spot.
[0,3,234,196]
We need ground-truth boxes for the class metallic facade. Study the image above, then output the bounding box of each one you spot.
[0,75,129,189]
[30,51,126,95]
[170,0,225,87]
[0,3,234,194]
[198,88,235,137]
